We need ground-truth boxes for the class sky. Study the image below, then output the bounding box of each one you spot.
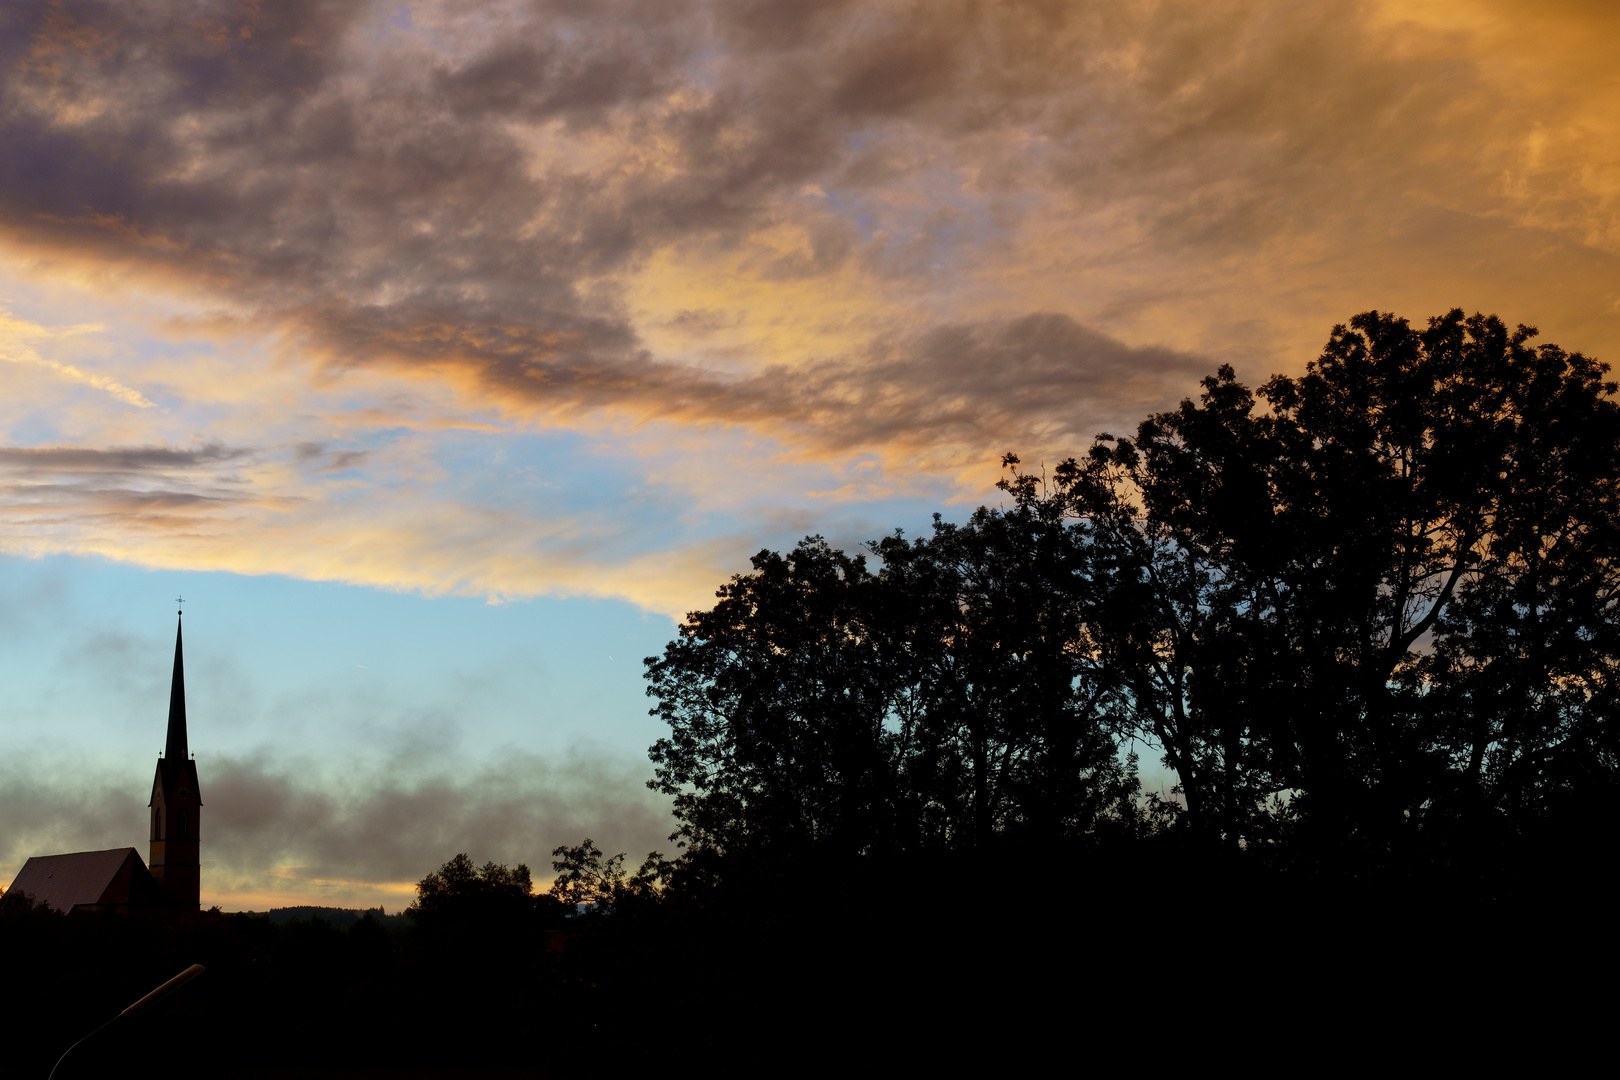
[2,0,1618,909]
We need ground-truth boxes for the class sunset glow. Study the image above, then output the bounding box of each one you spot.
[3,0,1618,909]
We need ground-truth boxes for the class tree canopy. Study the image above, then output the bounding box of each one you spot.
[645,310,1620,882]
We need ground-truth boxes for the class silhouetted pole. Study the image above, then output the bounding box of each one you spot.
[49,964,205,1079]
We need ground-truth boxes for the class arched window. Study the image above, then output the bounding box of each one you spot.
[153,808,162,841]
[178,811,188,840]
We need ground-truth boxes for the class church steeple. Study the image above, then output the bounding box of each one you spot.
[150,602,201,911]
[165,612,187,763]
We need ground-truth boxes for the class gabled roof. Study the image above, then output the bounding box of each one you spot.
[4,848,152,913]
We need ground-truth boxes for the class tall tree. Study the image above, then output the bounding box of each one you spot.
[645,540,913,865]
[870,479,1138,851]
[645,507,1143,870]
[1060,310,1620,868]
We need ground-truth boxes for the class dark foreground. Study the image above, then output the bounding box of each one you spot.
[3,850,1613,1079]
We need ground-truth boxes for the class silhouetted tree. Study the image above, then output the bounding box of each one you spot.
[646,540,913,867]
[869,482,1144,850]
[646,514,1149,872]
[648,309,1620,883]
[549,839,670,917]
[1060,309,1620,871]
[408,853,545,927]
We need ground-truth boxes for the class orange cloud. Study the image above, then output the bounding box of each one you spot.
[0,0,1615,608]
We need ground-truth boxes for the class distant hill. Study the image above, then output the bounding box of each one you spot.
[248,905,411,929]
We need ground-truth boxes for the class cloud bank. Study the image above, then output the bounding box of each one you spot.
[0,747,672,910]
[0,0,1616,609]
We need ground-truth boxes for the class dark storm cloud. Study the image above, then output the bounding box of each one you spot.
[0,1,1228,454]
[593,313,1211,454]
[799,315,1209,450]
[0,767,147,864]
[0,0,1605,463]
[206,751,671,883]
[0,749,672,892]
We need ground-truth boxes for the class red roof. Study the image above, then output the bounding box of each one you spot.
[5,848,146,912]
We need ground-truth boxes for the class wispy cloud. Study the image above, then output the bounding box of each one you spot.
[0,444,247,472]
[0,309,154,407]
[0,428,761,616]
[0,351,155,408]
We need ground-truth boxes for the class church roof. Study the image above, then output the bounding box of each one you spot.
[166,612,187,763]
[151,612,202,805]
[4,848,153,913]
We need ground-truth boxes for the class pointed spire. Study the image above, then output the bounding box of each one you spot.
[165,611,187,763]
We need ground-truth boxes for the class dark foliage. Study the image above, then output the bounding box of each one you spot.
[647,309,1620,891]
[1058,310,1620,879]
[261,905,409,928]
[1,858,570,1078]
[644,516,1155,875]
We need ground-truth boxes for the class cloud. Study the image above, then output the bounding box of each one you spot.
[15,0,1611,457]
[0,432,758,617]
[768,314,1210,456]
[0,0,1616,609]
[0,747,673,910]
[0,306,155,407]
[0,441,271,544]
[0,444,248,472]
[1,350,155,408]
[291,442,372,472]
[3,0,1618,912]
[204,749,671,889]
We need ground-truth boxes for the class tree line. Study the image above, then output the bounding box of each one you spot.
[643,309,1620,888]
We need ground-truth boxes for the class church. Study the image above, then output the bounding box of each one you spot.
[4,612,203,914]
